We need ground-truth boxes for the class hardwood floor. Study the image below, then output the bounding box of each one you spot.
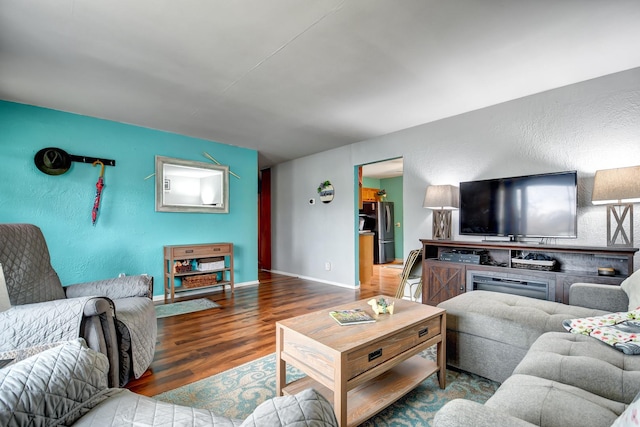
[126,263,404,396]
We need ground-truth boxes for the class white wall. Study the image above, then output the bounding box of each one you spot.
[271,147,356,286]
[272,67,640,287]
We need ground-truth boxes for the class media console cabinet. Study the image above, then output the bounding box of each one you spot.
[420,239,638,306]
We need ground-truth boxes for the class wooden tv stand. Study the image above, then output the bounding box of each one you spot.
[420,239,638,306]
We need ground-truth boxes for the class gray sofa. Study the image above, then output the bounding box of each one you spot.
[434,278,640,427]
[0,339,338,427]
[0,223,156,387]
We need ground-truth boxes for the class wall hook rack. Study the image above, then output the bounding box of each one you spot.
[34,147,115,176]
[71,155,116,167]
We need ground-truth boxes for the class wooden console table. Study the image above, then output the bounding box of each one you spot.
[420,239,638,306]
[163,243,234,303]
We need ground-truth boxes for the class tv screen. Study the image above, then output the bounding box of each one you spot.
[459,171,578,238]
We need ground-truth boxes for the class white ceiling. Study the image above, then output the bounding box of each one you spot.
[362,158,403,179]
[2,1,640,168]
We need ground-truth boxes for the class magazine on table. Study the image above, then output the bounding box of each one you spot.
[329,309,376,326]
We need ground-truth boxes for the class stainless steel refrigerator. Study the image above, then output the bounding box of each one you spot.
[361,201,395,264]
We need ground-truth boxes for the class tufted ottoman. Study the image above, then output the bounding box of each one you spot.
[437,290,609,382]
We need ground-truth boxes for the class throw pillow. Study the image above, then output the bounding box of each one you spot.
[611,390,640,427]
[563,310,640,355]
[621,269,640,311]
[0,339,110,426]
[0,263,10,312]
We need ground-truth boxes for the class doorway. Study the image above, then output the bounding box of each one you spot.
[357,158,404,287]
[258,168,271,271]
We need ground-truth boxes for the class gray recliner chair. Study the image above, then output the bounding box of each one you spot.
[0,223,156,386]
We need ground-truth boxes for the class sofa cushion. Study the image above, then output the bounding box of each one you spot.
[434,398,537,427]
[485,374,625,427]
[621,269,640,311]
[75,388,338,427]
[440,290,607,349]
[73,389,243,427]
[563,310,640,355]
[240,388,338,427]
[513,332,640,404]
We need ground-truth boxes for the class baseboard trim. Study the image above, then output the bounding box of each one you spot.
[153,280,260,302]
[267,269,357,290]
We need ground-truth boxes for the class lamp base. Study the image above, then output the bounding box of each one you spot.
[432,210,452,240]
[607,204,634,247]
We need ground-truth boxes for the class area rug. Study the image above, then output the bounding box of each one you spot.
[154,347,499,426]
[155,298,221,318]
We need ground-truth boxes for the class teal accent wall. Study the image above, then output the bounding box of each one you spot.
[380,176,403,259]
[360,174,404,261]
[362,177,380,188]
[0,101,258,297]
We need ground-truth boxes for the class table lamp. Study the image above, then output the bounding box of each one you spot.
[423,185,459,240]
[591,165,640,247]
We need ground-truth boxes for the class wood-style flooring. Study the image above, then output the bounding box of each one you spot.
[126,264,404,396]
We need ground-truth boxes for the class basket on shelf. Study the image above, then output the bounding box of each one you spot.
[174,260,193,273]
[182,273,218,288]
[511,258,556,271]
[174,265,192,273]
[197,257,225,272]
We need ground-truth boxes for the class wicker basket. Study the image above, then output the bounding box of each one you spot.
[174,264,192,273]
[511,258,556,271]
[182,273,218,288]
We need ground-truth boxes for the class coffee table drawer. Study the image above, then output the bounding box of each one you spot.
[347,316,440,379]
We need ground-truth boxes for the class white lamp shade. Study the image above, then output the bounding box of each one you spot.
[592,165,640,205]
[423,185,459,210]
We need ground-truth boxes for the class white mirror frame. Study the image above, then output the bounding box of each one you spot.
[155,156,229,213]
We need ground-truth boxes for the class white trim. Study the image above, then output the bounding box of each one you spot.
[267,270,357,290]
[153,280,260,302]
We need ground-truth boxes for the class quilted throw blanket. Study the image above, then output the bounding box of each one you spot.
[0,297,93,351]
[113,298,157,380]
[563,310,640,355]
[0,339,112,426]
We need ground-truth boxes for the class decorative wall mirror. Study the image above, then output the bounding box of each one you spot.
[155,156,229,213]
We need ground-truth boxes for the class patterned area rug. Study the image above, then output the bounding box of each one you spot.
[154,347,499,426]
[155,298,221,318]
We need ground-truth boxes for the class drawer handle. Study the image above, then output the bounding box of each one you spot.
[185,249,194,253]
[368,348,382,362]
[214,248,221,251]
[419,327,429,338]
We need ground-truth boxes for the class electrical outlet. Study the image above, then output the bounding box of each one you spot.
[325,261,332,271]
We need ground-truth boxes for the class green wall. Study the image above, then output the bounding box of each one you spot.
[0,101,258,297]
[360,175,404,260]
[362,177,380,188]
[380,176,403,259]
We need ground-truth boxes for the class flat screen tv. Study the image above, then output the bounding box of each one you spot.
[459,171,578,239]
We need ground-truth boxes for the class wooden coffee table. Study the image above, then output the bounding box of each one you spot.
[275,296,446,427]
